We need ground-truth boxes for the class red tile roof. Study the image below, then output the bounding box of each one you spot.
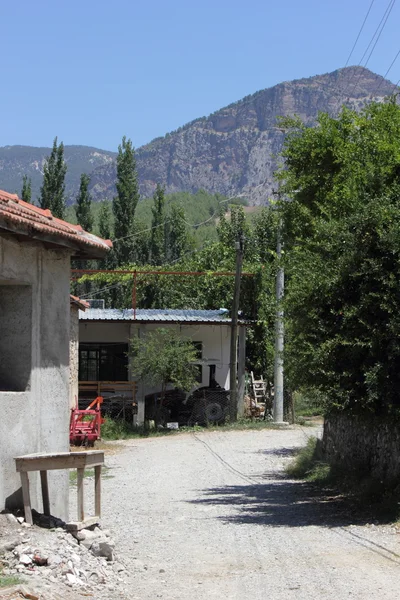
[0,189,112,257]
[70,295,90,311]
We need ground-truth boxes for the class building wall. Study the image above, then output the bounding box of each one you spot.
[0,235,70,520]
[69,305,80,409]
[79,321,231,390]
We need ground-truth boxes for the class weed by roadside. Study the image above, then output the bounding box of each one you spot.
[0,565,20,588]
[286,437,400,521]
[69,465,113,486]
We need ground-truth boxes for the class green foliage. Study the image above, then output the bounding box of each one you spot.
[286,437,330,481]
[280,100,400,414]
[113,136,140,265]
[21,174,32,203]
[39,137,67,219]
[75,173,93,232]
[166,204,194,262]
[150,184,166,264]
[75,202,278,385]
[130,328,198,392]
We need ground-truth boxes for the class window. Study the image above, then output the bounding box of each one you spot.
[79,343,128,382]
[0,285,32,392]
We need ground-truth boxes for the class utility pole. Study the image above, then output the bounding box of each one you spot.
[273,220,284,422]
[229,234,244,422]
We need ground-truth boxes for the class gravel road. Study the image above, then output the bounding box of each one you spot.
[78,426,400,599]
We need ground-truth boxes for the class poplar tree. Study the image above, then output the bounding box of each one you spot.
[113,136,140,265]
[75,173,93,232]
[98,201,115,269]
[166,204,193,262]
[150,184,166,265]
[98,201,113,241]
[39,137,67,219]
[21,175,32,203]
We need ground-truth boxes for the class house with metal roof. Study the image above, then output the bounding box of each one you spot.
[0,190,111,519]
[78,308,247,425]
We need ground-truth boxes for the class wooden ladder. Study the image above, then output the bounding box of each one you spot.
[250,372,267,417]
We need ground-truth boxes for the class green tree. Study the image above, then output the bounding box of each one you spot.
[75,173,93,232]
[279,99,400,414]
[166,204,194,262]
[150,184,166,265]
[113,136,140,265]
[21,175,32,203]
[98,200,113,240]
[39,137,67,219]
[130,328,199,424]
[97,200,115,269]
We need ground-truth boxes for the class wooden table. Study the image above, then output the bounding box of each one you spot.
[15,451,104,529]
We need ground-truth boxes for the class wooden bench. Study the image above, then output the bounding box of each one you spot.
[15,451,104,530]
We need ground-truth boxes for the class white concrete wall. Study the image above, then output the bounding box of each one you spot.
[79,320,231,390]
[0,235,70,520]
[69,305,79,409]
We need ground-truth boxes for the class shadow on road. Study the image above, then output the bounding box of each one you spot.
[189,478,392,528]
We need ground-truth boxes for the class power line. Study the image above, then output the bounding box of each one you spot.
[344,0,376,68]
[347,0,396,96]
[373,48,400,95]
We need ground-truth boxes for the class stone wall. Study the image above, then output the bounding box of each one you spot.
[323,413,400,487]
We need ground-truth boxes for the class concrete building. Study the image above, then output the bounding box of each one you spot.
[78,308,247,425]
[0,190,111,519]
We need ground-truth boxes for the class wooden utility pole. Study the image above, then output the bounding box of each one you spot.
[229,235,244,421]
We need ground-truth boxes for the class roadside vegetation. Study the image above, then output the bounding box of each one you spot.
[100,416,293,441]
[287,437,400,521]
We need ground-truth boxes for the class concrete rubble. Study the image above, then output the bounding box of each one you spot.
[0,512,129,599]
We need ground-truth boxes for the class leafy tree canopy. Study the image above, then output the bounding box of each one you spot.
[39,137,67,219]
[279,99,400,414]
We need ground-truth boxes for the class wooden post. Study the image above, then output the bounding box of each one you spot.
[77,468,85,522]
[40,470,50,516]
[20,472,32,525]
[94,465,102,518]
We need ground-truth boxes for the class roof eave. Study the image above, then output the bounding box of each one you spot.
[0,219,110,259]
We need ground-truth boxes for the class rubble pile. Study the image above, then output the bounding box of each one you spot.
[0,513,129,599]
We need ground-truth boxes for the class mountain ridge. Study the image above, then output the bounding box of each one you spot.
[0,66,397,205]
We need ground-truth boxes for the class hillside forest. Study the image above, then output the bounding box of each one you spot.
[23,98,400,419]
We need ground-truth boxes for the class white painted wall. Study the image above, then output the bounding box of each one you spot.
[0,235,70,520]
[79,320,232,424]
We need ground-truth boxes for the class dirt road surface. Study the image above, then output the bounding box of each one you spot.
[79,427,400,599]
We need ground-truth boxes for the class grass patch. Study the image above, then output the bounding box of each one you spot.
[69,465,112,485]
[100,416,286,441]
[286,437,400,521]
[286,437,330,482]
[0,565,20,588]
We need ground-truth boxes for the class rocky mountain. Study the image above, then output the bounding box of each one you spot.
[0,67,397,206]
[0,145,116,203]
[90,66,397,205]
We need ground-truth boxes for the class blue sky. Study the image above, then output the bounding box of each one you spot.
[1,0,399,151]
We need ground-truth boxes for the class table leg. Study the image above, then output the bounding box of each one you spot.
[94,465,101,518]
[77,468,85,522]
[40,470,50,516]
[20,472,32,525]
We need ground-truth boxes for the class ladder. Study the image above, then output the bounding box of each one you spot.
[249,372,267,417]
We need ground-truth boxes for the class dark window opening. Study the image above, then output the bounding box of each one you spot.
[79,343,129,381]
[0,284,32,392]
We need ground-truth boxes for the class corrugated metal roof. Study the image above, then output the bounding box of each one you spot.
[79,308,233,323]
